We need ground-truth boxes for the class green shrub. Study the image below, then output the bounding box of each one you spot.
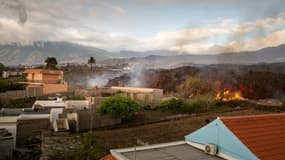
[99,96,141,120]
[158,97,215,114]
[0,78,25,92]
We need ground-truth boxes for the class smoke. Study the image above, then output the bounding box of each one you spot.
[0,0,27,25]
[127,63,146,87]
[87,74,110,88]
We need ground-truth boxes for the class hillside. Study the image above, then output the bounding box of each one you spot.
[104,44,285,67]
[0,41,119,65]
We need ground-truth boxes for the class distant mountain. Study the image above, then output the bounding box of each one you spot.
[0,41,120,65]
[119,50,177,58]
[105,44,285,67]
[1,41,285,66]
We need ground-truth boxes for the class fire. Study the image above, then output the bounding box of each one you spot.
[215,88,244,102]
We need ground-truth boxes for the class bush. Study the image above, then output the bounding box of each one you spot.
[99,96,141,120]
[158,96,215,114]
[158,98,198,113]
[0,78,25,92]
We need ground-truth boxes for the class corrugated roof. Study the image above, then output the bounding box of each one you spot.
[221,113,285,160]
[100,154,117,160]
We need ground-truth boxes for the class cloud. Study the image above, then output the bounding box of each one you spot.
[0,0,285,55]
[0,0,27,25]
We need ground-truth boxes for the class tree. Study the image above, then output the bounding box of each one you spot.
[88,57,96,71]
[99,96,141,120]
[0,62,5,70]
[45,57,58,69]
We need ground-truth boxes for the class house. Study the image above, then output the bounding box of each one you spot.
[2,70,23,78]
[25,69,63,84]
[75,86,164,107]
[111,86,163,106]
[102,113,285,160]
[23,69,68,95]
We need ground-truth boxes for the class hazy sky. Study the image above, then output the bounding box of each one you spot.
[0,0,285,54]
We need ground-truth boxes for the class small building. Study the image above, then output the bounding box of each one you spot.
[111,86,163,106]
[102,113,285,160]
[23,69,68,95]
[24,69,63,84]
[185,113,285,160]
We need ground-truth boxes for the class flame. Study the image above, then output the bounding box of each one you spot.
[215,88,244,102]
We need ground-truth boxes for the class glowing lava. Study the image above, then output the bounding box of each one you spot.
[215,89,244,102]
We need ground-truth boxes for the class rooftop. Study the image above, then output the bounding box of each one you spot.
[111,86,162,93]
[33,100,65,108]
[24,69,63,75]
[220,113,285,160]
[109,141,222,160]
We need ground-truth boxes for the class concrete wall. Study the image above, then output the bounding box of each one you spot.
[27,73,43,82]
[0,90,26,101]
[0,137,13,159]
[16,118,50,147]
[75,110,121,132]
[43,83,68,95]
[26,85,44,97]
[42,74,62,84]
[0,87,44,100]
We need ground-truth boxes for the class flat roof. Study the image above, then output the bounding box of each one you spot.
[24,69,63,75]
[33,100,65,107]
[111,86,162,93]
[111,141,223,160]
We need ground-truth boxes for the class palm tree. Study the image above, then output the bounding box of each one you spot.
[45,57,58,69]
[88,57,96,71]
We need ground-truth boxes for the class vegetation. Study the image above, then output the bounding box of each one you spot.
[88,56,96,71]
[158,96,216,114]
[0,97,36,108]
[0,78,25,92]
[45,57,58,69]
[0,62,6,72]
[48,133,107,160]
[177,77,214,99]
[99,96,141,120]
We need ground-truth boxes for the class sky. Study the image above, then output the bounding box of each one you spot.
[0,0,285,54]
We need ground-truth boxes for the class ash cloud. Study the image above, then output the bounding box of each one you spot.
[0,0,27,25]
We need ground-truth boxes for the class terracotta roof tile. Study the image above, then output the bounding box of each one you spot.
[221,113,285,160]
[100,154,117,160]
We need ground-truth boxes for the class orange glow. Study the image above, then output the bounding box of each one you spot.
[215,88,244,102]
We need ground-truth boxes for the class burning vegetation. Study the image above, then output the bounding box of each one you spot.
[215,88,244,102]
